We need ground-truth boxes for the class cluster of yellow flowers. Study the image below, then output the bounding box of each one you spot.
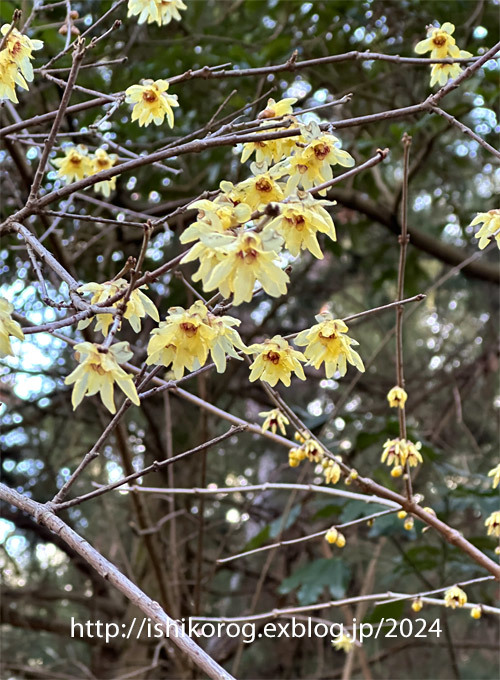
[52,146,118,196]
[180,99,353,306]
[146,300,245,378]
[288,434,342,485]
[414,22,472,87]
[324,526,346,548]
[380,437,423,477]
[127,0,187,26]
[470,210,500,250]
[0,24,43,103]
[485,511,500,538]
[0,297,24,357]
[125,79,179,128]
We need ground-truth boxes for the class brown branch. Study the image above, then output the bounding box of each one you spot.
[430,105,500,160]
[0,482,235,680]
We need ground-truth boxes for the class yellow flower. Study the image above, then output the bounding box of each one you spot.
[470,606,482,620]
[387,386,408,409]
[259,408,289,436]
[304,438,325,463]
[471,210,500,250]
[488,464,500,489]
[90,148,118,197]
[127,0,186,25]
[264,192,337,259]
[411,598,423,612]
[125,79,179,127]
[146,301,215,378]
[429,59,470,87]
[0,51,28,103]
[333,633,354,653]
[207,311,246,372]
[78,278,159,335]
[245,335,306,387]
[485,511,500,538]
[444,586,467,609]
[398,510,407,519]
[64,341,140,414]
[220,169,285,211]
[325,527,345,547]
[294,314,364,378]
[322,458,342,484]
[414,22,457,58]
[203,231,289,305]
[391,466,403,477]
[289,446,307,467]
[180,199,252,244]
[404,517,414,531]
[241,97,298,166]
[53,145,93,183]
[0,24,43,82]
[0,297,24,357]
[381,438,423,469]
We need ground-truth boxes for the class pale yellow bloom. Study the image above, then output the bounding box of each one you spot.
[288,446,307,467]
[202,231,289,306]
[146,301,215,378]
[259,408,289,436]
[180,199,252,244]
[264,192,336,259]
[78,278,159,335]
[127,0,186,25]
[0,24,43,82]
[381,438,423,469]
[485,511,500,538]
[387,386,408,409]
[220,170,285,211]
[125,79,179,127]
[295,314,364,378]
[322,458,342,484]
[470,210,500,250]
[488,464,500,489]
[52,145,93,183]
[207,311,246,372]
[241,97,298,166]
[0,51,28,103]
[90,148,118,197]
[444,586,467,609]
[414,22,457,58]
[325,526,345,547]
[333,633,354,653]
[64,341,140,414]
[412,599,423,612]
[470,606,482,619]
[245,335,306,387]
[429,58,470,87]
[0,297,24,357]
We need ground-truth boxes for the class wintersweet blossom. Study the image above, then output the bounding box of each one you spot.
[412,599,423,612]
[202,231,289,305]
[53,145,93,183]
[245,335,306,387]
[387,386,408,409]
[294,314,364,378]
[180,199,252,244]
[64,342,140,414]
[259,408,289,436]
[485,511,500,538]
[146,301,244,378]
[0,52,28,103]
[325,527,346,547]
[90,148,118,197]
[488,464,500,489]
[264,192,337,258]
[0,297,24,357]
[220,168,285,211]
[444,586,467,609]
[381,438,423,469]
[333,634,354,653]
[414,22,458,58]
[0,24,43,82]
[470,606,482,620]
[470,210,500,250]
[240,97,298,166]
[78,279,159,335]
[127,0,187,25]
[322,458,342,485]
[125,79,179,127]
[429,54,471,87]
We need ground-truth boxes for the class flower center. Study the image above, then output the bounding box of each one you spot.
[314,143,330,160]
[97,158,110,168]
[90,364,106,376]
[255,178,273,193]
[297,164,308,175]
[432,34,447,46]
[11,40,22,56]
[143,90,158,103]
[70,156,82,166]
[285,214,306,231]
[265,351,281,364]
[180,322,198,337]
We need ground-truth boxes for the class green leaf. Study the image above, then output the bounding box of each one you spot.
[279,558,350,605]
[363,599,406,624]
